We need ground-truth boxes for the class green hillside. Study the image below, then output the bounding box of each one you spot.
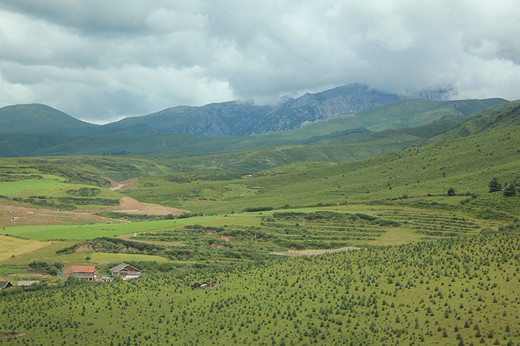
[123,124,520,220]
[0,104,97,133]
[304,98,505,135]
[0,123,438,180]
[429,100,520,142]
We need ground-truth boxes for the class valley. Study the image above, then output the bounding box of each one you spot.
[0,97,519,344]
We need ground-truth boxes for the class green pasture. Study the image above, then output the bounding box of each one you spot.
[0,174,64,196]
[0,215,229,240]
[0,170,124,211]
[0,266,26,278]
[24,207,494,266]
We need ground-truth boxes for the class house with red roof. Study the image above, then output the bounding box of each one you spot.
[70,265,96,281]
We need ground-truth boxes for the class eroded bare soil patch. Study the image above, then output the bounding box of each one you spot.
[109,196,188,216]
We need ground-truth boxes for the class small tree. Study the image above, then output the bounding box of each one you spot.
[503,183,516,197]
[488,177,502,192]
[447,187,456,196]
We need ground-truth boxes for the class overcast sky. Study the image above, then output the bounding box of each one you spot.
[1,0,520,124]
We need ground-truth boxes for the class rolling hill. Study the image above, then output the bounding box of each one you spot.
[429,100,520,142]
[0,104,99,134]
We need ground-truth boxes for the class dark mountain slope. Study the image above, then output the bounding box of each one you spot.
[250,84,403,133]
[100,101,273,135]
[0,104,98,133]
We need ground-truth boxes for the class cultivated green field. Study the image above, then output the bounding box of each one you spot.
[0,215,227,241]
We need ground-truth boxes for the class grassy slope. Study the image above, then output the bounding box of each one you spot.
[123,124,520,219]
[0,112,468,180]
[429,99,520,142]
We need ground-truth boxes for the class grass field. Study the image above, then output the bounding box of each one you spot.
[0,235,52,262]
[0,215,228,241]
[117,125,520,221]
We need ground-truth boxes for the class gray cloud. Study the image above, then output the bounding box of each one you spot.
[1,0,520,123]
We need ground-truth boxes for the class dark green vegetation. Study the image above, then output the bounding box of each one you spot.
[0,103,97,133]
[1,98,520,344]
[1,226,520,344]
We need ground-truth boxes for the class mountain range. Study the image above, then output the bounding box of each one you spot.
[0,83,511,159]
[1,84,452,136]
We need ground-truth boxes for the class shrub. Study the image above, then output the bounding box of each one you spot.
[503,183,516,197]
[488,177,502,192]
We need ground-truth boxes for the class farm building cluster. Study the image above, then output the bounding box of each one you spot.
[70,263,141,282]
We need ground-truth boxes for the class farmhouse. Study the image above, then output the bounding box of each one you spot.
[0,279,13,290]
[110,263,141,280]
[70,265,96,281]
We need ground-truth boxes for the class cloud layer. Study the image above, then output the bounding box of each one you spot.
[1,0,520,123]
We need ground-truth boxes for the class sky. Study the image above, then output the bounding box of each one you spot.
[1,0,520,124]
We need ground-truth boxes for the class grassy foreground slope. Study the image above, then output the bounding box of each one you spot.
[0,101,519,344]
[1,226,519,344]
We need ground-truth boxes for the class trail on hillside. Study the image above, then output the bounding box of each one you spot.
[106,178,189,216]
